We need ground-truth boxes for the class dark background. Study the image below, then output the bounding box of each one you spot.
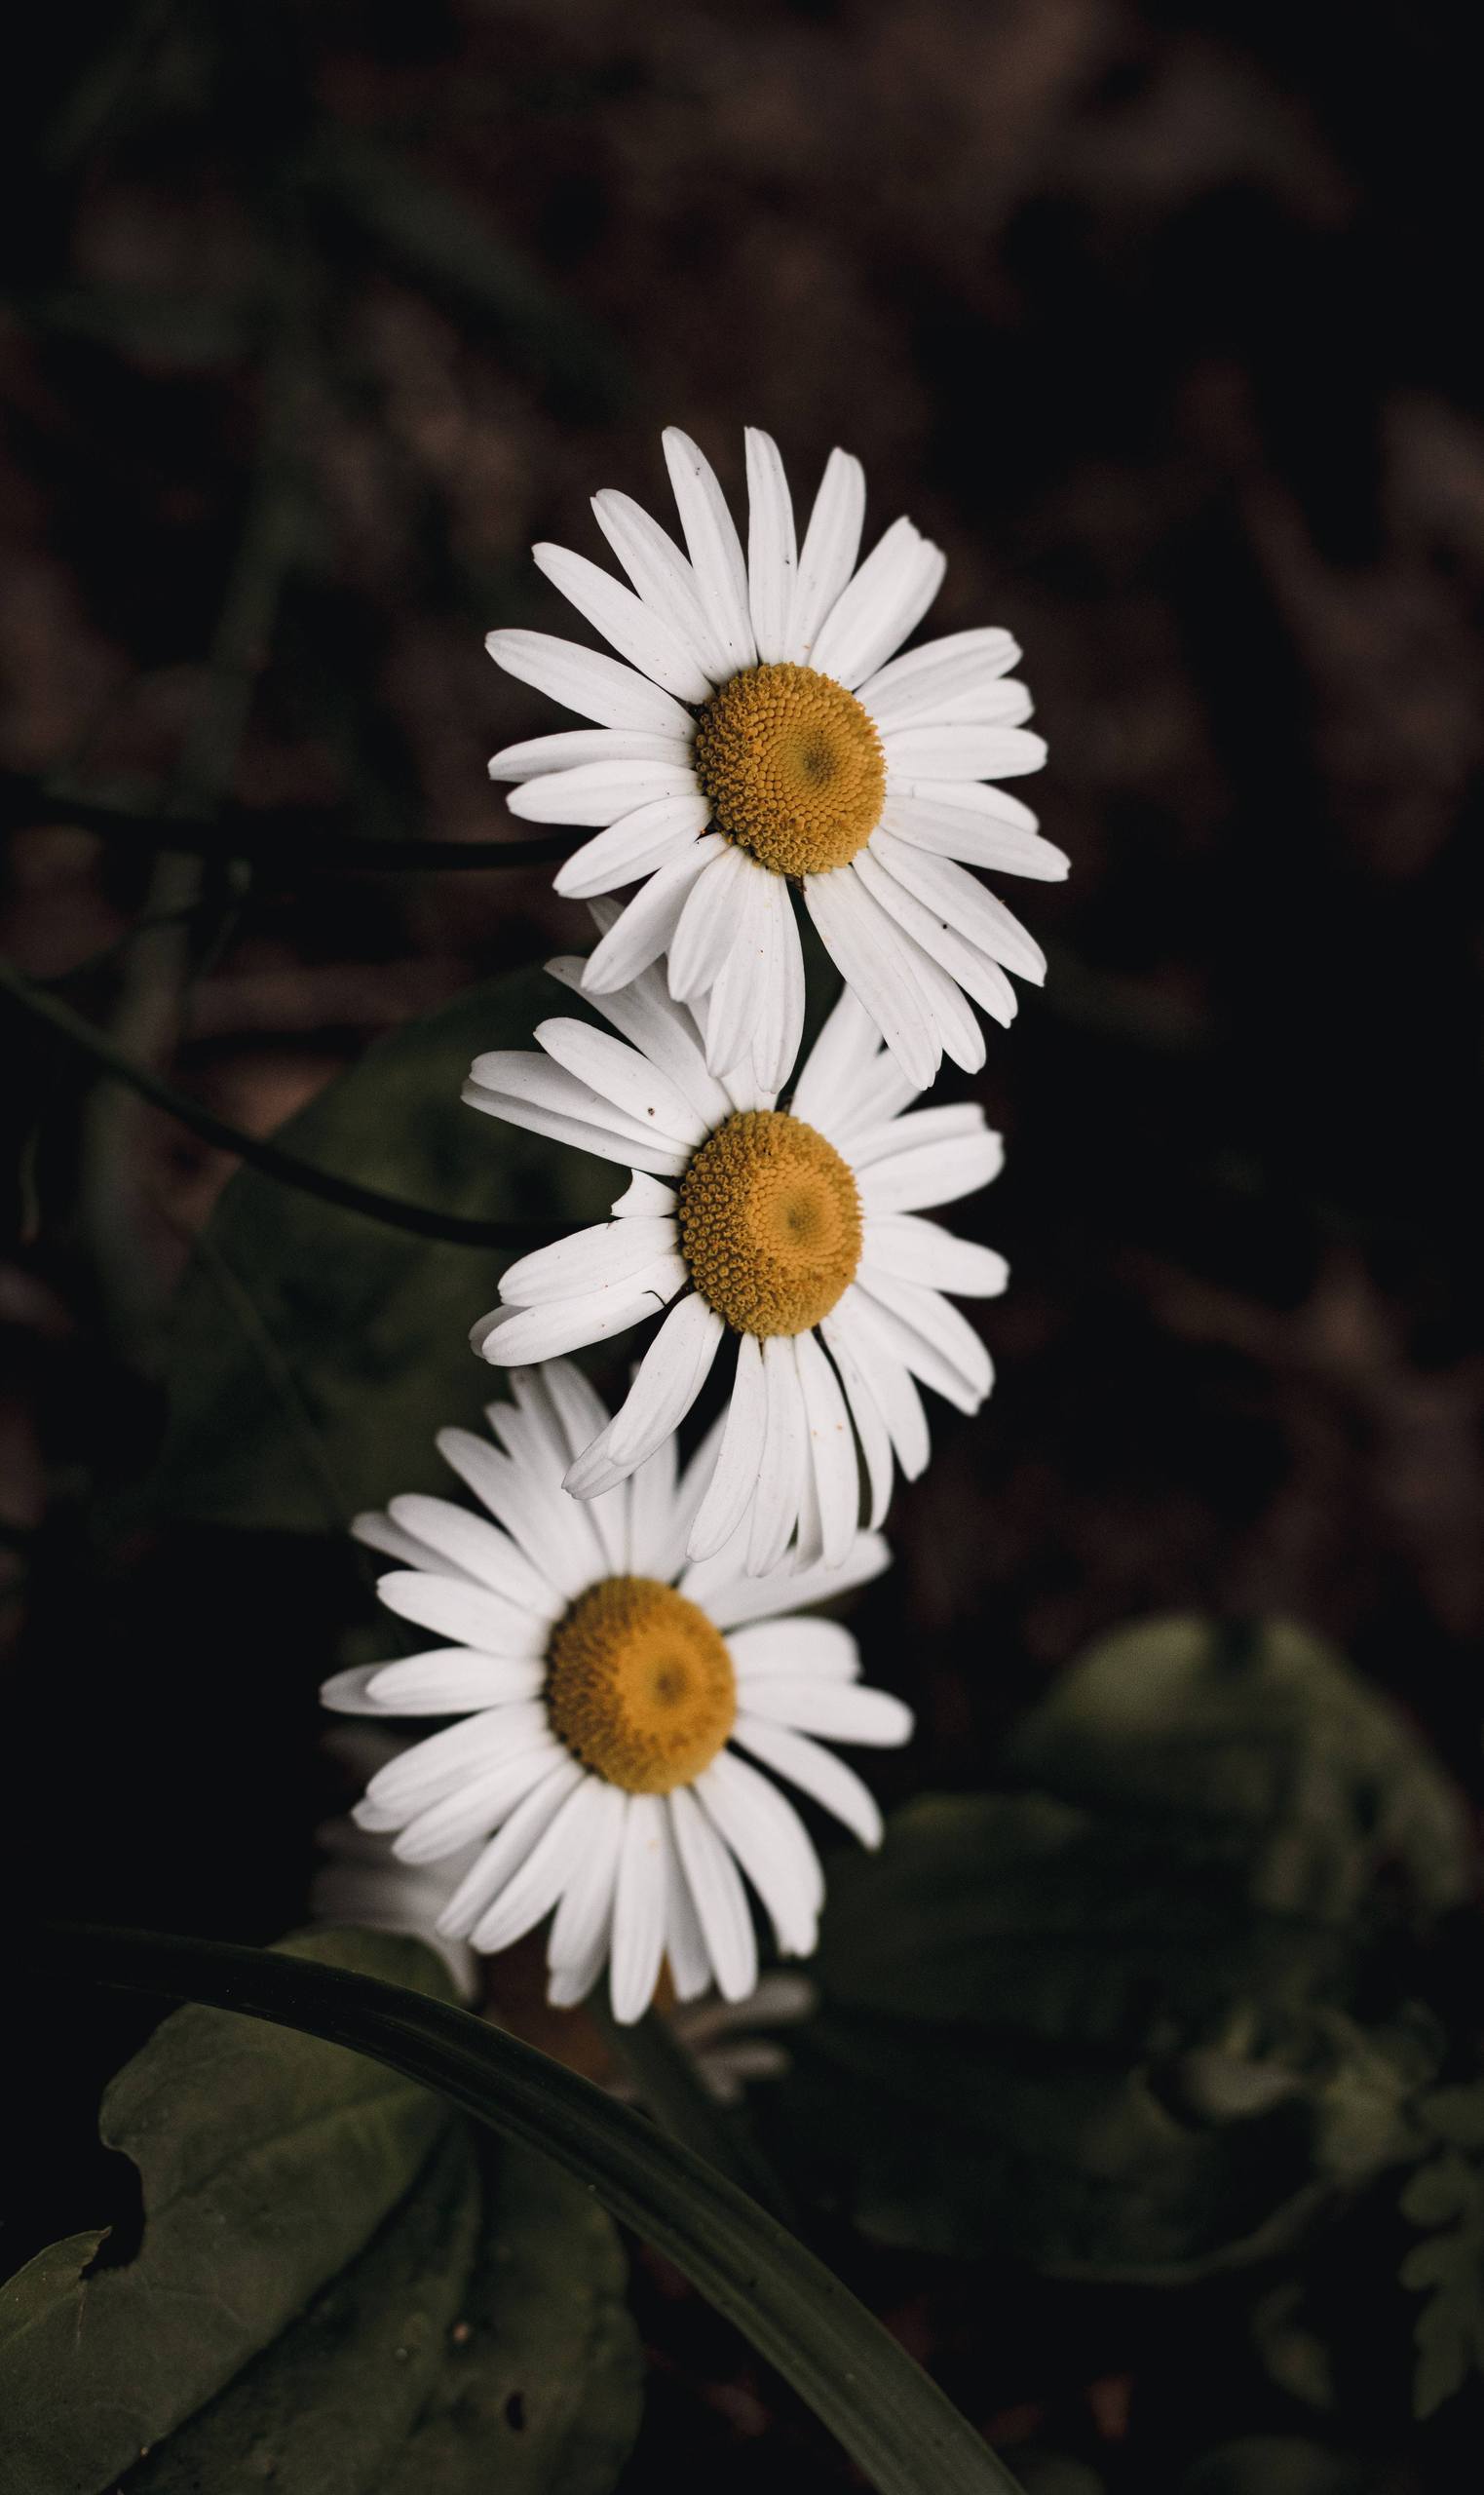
[3,3,1481,2487]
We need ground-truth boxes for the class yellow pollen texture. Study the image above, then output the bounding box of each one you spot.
[692,661,886,876]
[677,1109,862,1338]
[545,1576,736,1794]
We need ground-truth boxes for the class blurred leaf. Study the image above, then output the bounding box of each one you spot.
[138,966,609,1532]
[1179,2439,1372,2494]
[777,1617,1469,2279]
[2,1930,642,2495]
[1251,2282,1338,2412]
[1397,2082,1484,2418]
[1003,1616,1471,1924]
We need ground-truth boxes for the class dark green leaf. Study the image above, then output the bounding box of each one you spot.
[776,1617,1466,2280]
[38,1921,1027,2495]
[1179,2440,1372,2495]
[1,1930,457,2495]
[138,967,609,1532]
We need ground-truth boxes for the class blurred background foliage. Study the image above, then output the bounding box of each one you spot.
[2,2,1481,2488]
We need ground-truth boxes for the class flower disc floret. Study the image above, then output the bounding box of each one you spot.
[693,661,886,877]
[545,1574,735,1794]
[677,1109,862,1338]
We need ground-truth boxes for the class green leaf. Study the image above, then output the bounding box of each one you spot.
[1396,2132,1484,2417]
[1002,1615,1471,1924]
[2,1931,456,2494]
[774,1616,1467,2280]
[37,1922,1029,2495]
[5,1931,643,2495]
[1179,2440,1371,2495]
[137,967,609,1532]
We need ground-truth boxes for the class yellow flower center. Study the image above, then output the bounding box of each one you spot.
[692,661,886,876]
[677,1109,862,1337]
[545,1575,735,1794]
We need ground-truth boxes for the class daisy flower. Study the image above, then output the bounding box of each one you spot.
[486,426,1063,1093]
[466,916,1007,1572]
[322,1364,909,2024]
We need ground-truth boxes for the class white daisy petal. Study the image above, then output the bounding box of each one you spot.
[533,542,713,702]
[729,1618,861,1680]
[697,1751,821,1954]
[485,629,692,734]
[581,835,726,994]
[696,857,771,1075]
[856,626,1021,724]
[546,1781,627,1970]
[463,1076,685,1179]
[793,1327,859,1568]
[610,1791,670,2021]
[667,843,754,1004]
[352,1508,468,1581]
[748,1335,810,1576]
[663,428,757,673]
[879,791,1069,880]
[565,1290,723,1490]
[667,1785,758,2003]
[784,983,884,1137]
[811,518,943,689]
[463,1771,609,1955]
[786,446,866,664]
[507,758,699,827]
[893,924,988,1075]
[818,1306,900,1522]
[385,1494,559,1615]
[846,1098,987,1169]
[497,1218,680,1308]
[705,1529,892,1630]
[741,1677,914,1746]
[744,426,797,665]
[479,1264,686,1367]
[881,722,1046,781]
[547,953,733,1129]
[359,1703,547,1828]
[552,793,710,900]
[663,1815,714,2002]
[489,727,693,782]
[439,1756,584,1929]
[849,844,1019,1027]
[856,1277,991,1413]
[626,1430,680,1577]
[435,1428,607,1598]
[732,1715,884,1846]
[370,1651,545,1711]
[870,837,1047,983]
[609,1170,680,1217]
[804,864,939,1089]
[856,1124,1004,1214]
[394,1739,567,1868]
[535,1017,708,1149]
[687,1332,766,1560]
[376,1570,544,1658]
[591,487,729,680]
[862,1214,1008,1297]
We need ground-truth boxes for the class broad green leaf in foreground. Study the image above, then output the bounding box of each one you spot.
[1,1930,640,2495]
[33,1922,1028,2495]
[775,1616,1470,2280]
[139,965,609,1533]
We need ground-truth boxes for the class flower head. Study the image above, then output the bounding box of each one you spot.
[467,922,1006,1571]
[322,1365,909,2023]
[487,427,1064,1092]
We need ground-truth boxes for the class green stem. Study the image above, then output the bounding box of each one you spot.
[0,772,575,874]
[2,954,553,1251]
[42,1924,1024,2495]
[593,2000,801,2230]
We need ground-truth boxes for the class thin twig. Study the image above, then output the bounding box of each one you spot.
[4,954,553,1251]
[0,771,575,874]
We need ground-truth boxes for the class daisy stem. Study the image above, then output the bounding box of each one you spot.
[1,952,557,1251]
[0,770,577,874]
[44,1922,1029,2495]
[592,1999,801,2232]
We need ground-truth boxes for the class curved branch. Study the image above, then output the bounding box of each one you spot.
[0,770,574,874]
[3,954,553,1250]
